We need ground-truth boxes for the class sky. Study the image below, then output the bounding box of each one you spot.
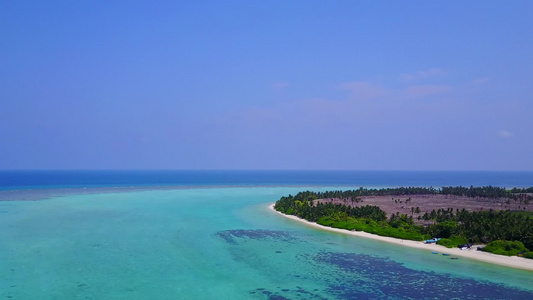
[1,1,532,171]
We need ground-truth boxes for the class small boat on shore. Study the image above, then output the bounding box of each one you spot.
[425,238,441,244]
[432,251,438,254]
[458,243,472,250]
[442,253,451,256]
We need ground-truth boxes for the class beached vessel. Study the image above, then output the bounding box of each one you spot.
[425,238,441,244]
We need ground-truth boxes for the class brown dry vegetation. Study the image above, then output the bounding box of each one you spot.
[314,194,533,225]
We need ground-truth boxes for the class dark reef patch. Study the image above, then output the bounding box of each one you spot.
[315,251,533,299]
[248,286,328,300]
[268,295,290,300]
[216,229,294,244]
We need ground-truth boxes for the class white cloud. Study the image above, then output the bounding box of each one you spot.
[400,68,444,81]
[496,130,515,138]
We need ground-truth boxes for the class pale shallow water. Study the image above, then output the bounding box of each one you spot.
[1,186,533,299]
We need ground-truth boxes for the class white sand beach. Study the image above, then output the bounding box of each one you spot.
[269,204,533,272]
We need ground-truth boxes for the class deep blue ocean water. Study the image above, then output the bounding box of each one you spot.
[1,170,532,299]
[1,170,533,190]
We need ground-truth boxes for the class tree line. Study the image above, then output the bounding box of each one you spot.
[279,186,533,201]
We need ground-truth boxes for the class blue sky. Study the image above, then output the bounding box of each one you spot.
[1,1,532,170]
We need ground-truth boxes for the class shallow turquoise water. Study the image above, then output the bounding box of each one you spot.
[1,187,532,299]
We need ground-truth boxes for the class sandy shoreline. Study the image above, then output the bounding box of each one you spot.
[269,204,533,272]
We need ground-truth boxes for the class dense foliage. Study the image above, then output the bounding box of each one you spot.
[436,236,468,248]
[441,186,533,201]
[274,187,533,259]
[317,212,427,241]
[481,240,528,256]
[422,209,533,249]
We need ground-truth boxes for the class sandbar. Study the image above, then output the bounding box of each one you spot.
[269,204,533,272]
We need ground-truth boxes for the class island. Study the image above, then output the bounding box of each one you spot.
[271,186,533,271]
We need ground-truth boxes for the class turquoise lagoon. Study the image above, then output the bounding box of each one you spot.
[2,171,533,299]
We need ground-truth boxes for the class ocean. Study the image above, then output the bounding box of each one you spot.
[1,170,532,299]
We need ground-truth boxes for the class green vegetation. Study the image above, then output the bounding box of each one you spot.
[274,187,533,259]
[437,236,468,248]
[481,240,528,256]
[427,221,457,238]
[317,213,428,241]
